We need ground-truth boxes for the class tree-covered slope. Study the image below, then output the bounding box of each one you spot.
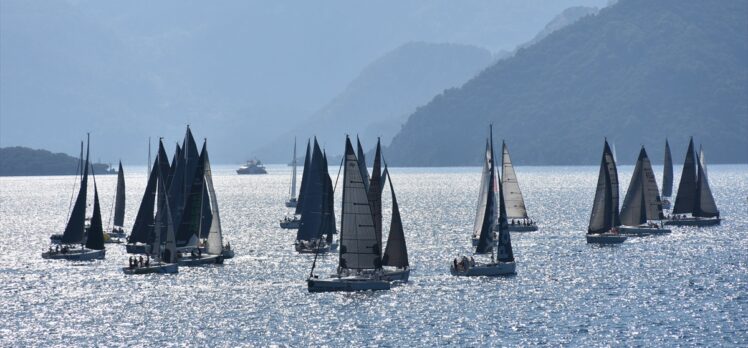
[386,0,748,166]
[0,147,113,176]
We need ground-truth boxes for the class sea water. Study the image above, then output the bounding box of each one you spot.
[0,164,746,346]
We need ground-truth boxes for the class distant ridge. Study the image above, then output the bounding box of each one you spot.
[0,147,114,176]
[386,0,748,166]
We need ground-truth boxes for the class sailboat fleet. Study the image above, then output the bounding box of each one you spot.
[40,127,723,291]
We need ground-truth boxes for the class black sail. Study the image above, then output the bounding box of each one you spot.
[176,140,206,246]
[339,137,381,270]
[295,140,311,215]
[62,136,90,244]
[588,140,620,233]
[296,139,325,242]
[320,151,336,244]
[495,138,514,263]
[695,150,719,218]
[356,137,370,192]
[640,147,665,221]
[128,156,159,244]
[86,180,105,250]
[476,132,497,254]
[367,139,383,254]
[621,147,664,225]
[662,139,673,198]
[113,161,126,227]
[672,138,697,215]
[382,166,409,268]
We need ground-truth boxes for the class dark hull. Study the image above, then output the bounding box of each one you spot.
[664,218,721,226]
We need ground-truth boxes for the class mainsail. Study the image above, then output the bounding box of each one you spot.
[472,140,491,241]
[367,139,383,254]
[620,147,664,226]
[129,143,169,244]
[475,133,497,255]
[662,139,673,198]
[297,139,326,242]
[320,151,336,244]
[202,141,224,255]
[86,178,105,250]
[495,138,514,263]
[695,149,719,218]
[61,135,90,244]
[356,137,371,192]
[588,140,620,234]
[672,138,697,215]
[501,141,528,219]
[113,161,126,227]
[382,166,409,268]
[339,137,381,270]
[295,140,311,215]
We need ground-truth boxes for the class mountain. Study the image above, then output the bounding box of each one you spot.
[0,147,115,176]
[256,42,493,161]
[519,6,599,49]
[385,0,748,166]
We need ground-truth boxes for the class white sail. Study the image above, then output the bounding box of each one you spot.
[472,141,491,240]
[203,148,224,255]
[501,142,529,219]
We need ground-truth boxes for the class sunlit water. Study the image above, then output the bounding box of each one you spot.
[1,164,746,346]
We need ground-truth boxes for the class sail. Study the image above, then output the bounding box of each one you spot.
[620,147,664,225]
[640,148,665,221]
[320,151,336,244]
[472,140,491,240]
[296,139,325,241]
[699,146,708,179]
[662,139,673,197]
[695,150,719,218]
[382,166,409,268]
[175,139,205,247]
[367,139,383,254]
[501,141,529,219]
[588,140,620,233]
[495,140,514,263]
[128,156,158,244]
[476,130,497,254]
[672,138,697,215]
[202,142,224,255]
[199,185,213,239]
[113,161,126,227]
[290,138,297,200]
[339,137,382,270]
[356,137,370,192]
[86,179,105,250]
[295,140,311,215]
[62,135,89,244]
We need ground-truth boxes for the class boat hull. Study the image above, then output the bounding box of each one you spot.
[586,233,627,244]
[295,240,330,254]
[42,249,105,261]
[285,199,298,208]
[280,220,301,229]
[619,225,672,236]
[507,224,538,232]
[177,254,224,266]
[125,244,148,254]
[222,249,235,259]
[122,263,178,274]
[382,268,410,282]
[664,217,721,226]
[307,277,391,293]
[450,262,516,277]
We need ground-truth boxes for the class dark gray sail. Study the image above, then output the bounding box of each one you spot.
[662,139,673,198]
[339,137,381,270]
[86,179,105,250]
[320,151,336,244]
[356,137,371,192]
[113,161,126,227]
[621,147,664,226]
[475,133,497,255]
[695,150,719,218]
[588,140,620,234]
[61,135,89,244]
[296,139,325,242]
[495,138,514,263]
[367,138,383,254]
[672,138,697,215]
[382,166,409,268]
[128,156,158,244]
[176,139,206,246]
[295,140,311,215]
[199,185,213,239]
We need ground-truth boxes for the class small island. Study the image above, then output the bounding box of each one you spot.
[0,146,115,176]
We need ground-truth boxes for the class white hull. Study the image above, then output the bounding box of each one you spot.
[122,263,178,274]
[586,233,627,244]
[177,254,223,266]
[451,262,516,277]
[664,217,721,226]
[619,225,671,236]
[42,248,105,261]
[307,276,391,293]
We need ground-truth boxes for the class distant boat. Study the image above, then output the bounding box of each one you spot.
[307,136,391,292]
[452,125,516,276]
[661,139,673,209]
[500,141,538,232]
[285,138,299,208]
[105,161,127,243]
[665,138,720,226]
[618,147,671,236]
[280,140,310,229]
[236,159,267,175]
[586,139,627,244]
[42,134,107,261]
[294,138,335,253]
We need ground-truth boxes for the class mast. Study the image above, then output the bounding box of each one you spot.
[339,136,381,271]
[61,133,90,244]
[662,139,673,198]
[588,139,620,233]
[295,140,311,215]
[672,138,697,215]
[381,166,409,268]
[291,137,298,200]
[501,141,529,220]
[113,161,126,227]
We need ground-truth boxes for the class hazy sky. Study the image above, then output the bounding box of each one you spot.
[1,0,608,163]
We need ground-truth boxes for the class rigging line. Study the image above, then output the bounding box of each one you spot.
[64,142,84,227]
[332,152,345,194]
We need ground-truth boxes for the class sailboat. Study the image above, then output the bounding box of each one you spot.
[285,138,299,208]
[200,140,234,259]
[380,165,410,282]
[453,125,516,276]
[586,139,627,244]
[280,139,309,229]
[50,141,87,245]
[123,141,178,274]
[661,139,673,210]
[500,141,538,232]
[618,147,671,236]
[294,138,335,253]
[126,143,170,254]
[665,138,720,226]
[43,134,107,261]
[307,136,391,292]
[105,161,127,243]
